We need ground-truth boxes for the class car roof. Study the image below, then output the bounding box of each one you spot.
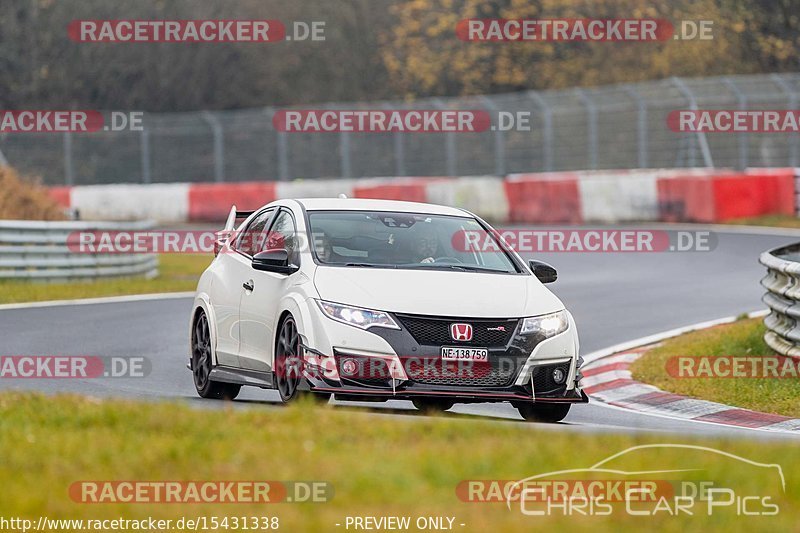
[291,197,470,217]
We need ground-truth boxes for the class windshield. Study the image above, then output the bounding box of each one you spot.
[307,210,520,273]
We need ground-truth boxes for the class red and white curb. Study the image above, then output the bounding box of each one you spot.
[582,313,800,434]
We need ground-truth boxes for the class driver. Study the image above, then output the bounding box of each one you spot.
[313,231,335,263]
[412,224,439,263]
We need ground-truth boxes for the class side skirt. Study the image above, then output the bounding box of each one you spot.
[209,366,274,389]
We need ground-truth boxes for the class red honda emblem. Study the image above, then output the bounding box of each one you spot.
[450,323,473,341]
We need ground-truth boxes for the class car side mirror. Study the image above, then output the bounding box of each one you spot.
[529,260,557,283]
[252,249,298,274]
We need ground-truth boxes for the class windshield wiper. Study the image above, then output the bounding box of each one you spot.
[341,262,396,268]
[405,263,508,273]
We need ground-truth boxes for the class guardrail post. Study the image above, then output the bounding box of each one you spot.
[266,107,290,181]
[575,88,598,170]
[623,85,648,168]
[202,111,225,182]
[723,77,749,170]
[140,127,151,184]
[527,91,553,172]
[63,132,74,186]
[384,103,406,176]
[433,99,457,175]
[339,127,352,178]
[479,96,505,176]
[671,77,714,168]
[395,133,405,176]
[771,74,799,167]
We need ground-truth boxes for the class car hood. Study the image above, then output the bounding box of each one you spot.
[313,266,564,317]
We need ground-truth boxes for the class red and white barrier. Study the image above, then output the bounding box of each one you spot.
[578,170,660,223]
[504,172,582,224]
[426,176,509,222]
[353,177,436,203]
[70,183,190,223]
[48,168,799,224]
[188,182,276,222]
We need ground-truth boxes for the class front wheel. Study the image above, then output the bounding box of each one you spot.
[274,315,308,402]
[192,310,241,400]
[514,402,570,423]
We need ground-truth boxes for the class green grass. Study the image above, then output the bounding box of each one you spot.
[0,254,211,304]
[725,214,800,229]
[0,392,797,531]
[631,318,800,418]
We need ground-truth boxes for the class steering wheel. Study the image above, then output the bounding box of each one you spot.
[433,256,463,263]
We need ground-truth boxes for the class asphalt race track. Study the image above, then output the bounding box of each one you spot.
[2,225,798,438]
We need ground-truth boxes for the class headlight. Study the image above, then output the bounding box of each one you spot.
[316,300,399,330]
[520,310,569,338]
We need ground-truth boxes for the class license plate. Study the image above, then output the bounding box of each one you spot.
[440,347,488,362]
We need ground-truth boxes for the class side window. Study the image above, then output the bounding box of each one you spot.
[235,209,273,256]
[264,210,299,265]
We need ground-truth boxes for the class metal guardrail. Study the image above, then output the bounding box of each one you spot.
[760,243,800,358]
[0,220,158,281]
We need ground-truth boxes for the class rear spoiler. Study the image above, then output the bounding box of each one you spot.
[215,206,256,256]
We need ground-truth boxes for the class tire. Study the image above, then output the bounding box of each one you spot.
[274,315,306,403]
[514,402,570,423]
[191,310,241,400]
[412,398,455,412]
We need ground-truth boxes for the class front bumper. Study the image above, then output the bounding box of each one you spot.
[301,310,587,404]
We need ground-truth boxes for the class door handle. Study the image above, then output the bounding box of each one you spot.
[242,280,254,291]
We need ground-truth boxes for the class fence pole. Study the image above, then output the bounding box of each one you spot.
[63,132,74,186]
[575,88,598,170]
[771,73,799,167]
[384,103,405,176]
[479,95,505,176]
[201,112,225,182]
[433,98,457,175]
[267,108,290,181]
[527,91,553,172]
[339,113,352,178]
[671,76,714,168]
[140,127,151,184]
[723,77,749,170]
[623,85,648,168]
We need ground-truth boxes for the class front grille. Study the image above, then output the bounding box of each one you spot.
[405,358,517,387]
[395,314,518,347]
[532,362,571,395]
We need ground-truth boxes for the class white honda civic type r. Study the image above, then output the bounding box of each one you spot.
[189,198,586,422]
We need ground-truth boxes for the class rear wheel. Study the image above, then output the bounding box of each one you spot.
[514,402,570,423]
[192,310,240,400]
[412,398,455,413]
